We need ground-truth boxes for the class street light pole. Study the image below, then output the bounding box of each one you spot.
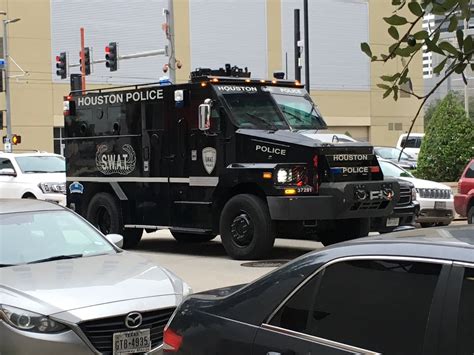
[2,16,20,153]
[464,19,469,118]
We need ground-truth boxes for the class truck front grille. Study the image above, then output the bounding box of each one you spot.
[417,188,451,199]
[397,186,412,207]
[79,307,175,354]
[350,200,390,211]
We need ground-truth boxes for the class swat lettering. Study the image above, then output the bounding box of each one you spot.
[256,144,287,156]
[77,89,164,107]
[101,154,129,171]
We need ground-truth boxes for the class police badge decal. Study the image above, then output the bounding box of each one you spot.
[202,147,217,174]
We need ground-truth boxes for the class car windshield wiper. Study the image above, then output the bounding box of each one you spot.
[27,254,83,264]
[245,112,279,131]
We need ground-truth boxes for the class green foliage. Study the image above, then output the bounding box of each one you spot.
[423,98,441,129]
[416,93,474,181]
[361,0,473,102]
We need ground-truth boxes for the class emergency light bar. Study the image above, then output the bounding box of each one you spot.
[190,64,251,80]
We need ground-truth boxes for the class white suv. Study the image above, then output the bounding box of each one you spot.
[0,151,66,206]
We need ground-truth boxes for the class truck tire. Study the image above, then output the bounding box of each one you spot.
[87,193,142,249]
[170,232,216,243]
[468,206,474,224]
[319,218,370,246]
[220,194,275,260]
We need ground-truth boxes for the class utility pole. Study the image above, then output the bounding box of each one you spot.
[303,0,310,92]
[165,0,176,83]
[2,15,21,153]
[294,9,301,82]
[464,19,469,118]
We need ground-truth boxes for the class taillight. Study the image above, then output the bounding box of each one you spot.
[313,155,319,192]
[163,327,183,352]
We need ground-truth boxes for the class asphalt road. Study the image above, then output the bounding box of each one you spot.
[132,220,467,292]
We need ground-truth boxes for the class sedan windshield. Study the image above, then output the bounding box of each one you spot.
[15,156,65,173]
[379,160,414,178]
[0,210,116,266]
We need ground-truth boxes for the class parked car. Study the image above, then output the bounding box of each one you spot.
[370,178,419,233]
[454,159,474,224]
[379,159,454,227]
[0,151,66,206]
[163,225,474,355]
[298,130,358,143]
[0,199,191,355]
[374,146,417,170]
[396,133,424,159]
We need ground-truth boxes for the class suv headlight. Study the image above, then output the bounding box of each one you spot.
[411,187,417,201]
[275,166,308,185]
[38,182,66,194]
[0,305,67,333]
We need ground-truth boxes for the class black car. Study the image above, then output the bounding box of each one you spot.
[374,146,417,170]
[371,179,419,233]
[163,225,474,355]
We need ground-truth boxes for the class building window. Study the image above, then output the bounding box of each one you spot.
[53,127,64,156]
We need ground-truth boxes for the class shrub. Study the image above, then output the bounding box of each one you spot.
[416,93,474,182]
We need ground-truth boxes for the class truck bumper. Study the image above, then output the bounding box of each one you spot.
[268,180,399,220]
[371,202,419,233]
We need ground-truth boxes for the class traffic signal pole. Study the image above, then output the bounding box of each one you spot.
[80,27,86,93]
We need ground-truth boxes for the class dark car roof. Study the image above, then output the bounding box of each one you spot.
[0,199,65,215]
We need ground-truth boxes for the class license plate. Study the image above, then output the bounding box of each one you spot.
[386,217,400,227]
[113,329,151,354]
[435,201,446,210]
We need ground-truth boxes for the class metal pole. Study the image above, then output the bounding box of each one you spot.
[3,20,12,152]
[303,0,310,92]
[464,19,469,118]
[294,9,301,82]
[80,27,86,93]
[167,0,176,83]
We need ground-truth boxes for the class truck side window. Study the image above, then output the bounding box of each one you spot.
[270,259,442,355]
[457,267,474,355]
[0,158,14,170]
[466,162,474,178]
[145,102,165,130]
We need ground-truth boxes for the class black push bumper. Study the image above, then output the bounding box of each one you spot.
[371,201,419,233]
[267,180,400,220]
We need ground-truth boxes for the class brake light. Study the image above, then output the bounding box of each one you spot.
[313,155,319,193]
[163,327,183,352]
[370,166,380,173]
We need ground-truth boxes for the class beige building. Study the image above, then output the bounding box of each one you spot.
[0,0,424,153]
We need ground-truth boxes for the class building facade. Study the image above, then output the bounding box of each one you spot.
[0,0,424,153]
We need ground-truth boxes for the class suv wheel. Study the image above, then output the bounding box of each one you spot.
[220,194,275,260]
[468,206,474,225]
[87,193,142,248]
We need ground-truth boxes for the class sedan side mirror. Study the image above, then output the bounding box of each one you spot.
[0,168,16,177]
[105,234,124,248]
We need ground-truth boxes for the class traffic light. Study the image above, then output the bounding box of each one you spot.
[11,134,21,145]
[55,52,67,79]
[105,42,118,72]
[79,47,91,75]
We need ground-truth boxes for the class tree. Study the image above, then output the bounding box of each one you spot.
[423,98,441,129]
[416,93,474,181]
[361,0,473,146]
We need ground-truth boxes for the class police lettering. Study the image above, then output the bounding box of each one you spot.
[77,89,163,107]
[256,144,287,156]
[342,166,369,174]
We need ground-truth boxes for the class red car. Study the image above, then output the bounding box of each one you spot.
[454,159,474,224]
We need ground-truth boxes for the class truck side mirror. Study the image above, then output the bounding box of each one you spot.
[198,104,211,131]
[0,168,16,177]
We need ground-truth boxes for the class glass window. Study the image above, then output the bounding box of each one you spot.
[457,267,474,355]
[270,259,442,355]
[0,158,14,170]
[271,93,326,130]
[376,147,414,160]
[15,155,65,173]
[379,160,414,178]
[465,161,474,179]
[0,210,116,266]
[401,137,422,148]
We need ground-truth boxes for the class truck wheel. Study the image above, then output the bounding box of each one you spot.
[468,206,474,224]
[220,194,275,260]
[87,193,142,249]
[319,218,370,246]
[170,232,216,243]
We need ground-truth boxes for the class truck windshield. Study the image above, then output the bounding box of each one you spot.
[215,85,327,130]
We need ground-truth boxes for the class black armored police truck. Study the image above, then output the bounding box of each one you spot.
[63,65,399,260]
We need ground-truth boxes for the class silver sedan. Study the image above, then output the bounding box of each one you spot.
[0,199,191,355]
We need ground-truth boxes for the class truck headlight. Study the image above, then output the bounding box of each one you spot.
[275,166,307,185]
[38,182,66,194]
[0,305,67,333]
[411,187,417,201]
